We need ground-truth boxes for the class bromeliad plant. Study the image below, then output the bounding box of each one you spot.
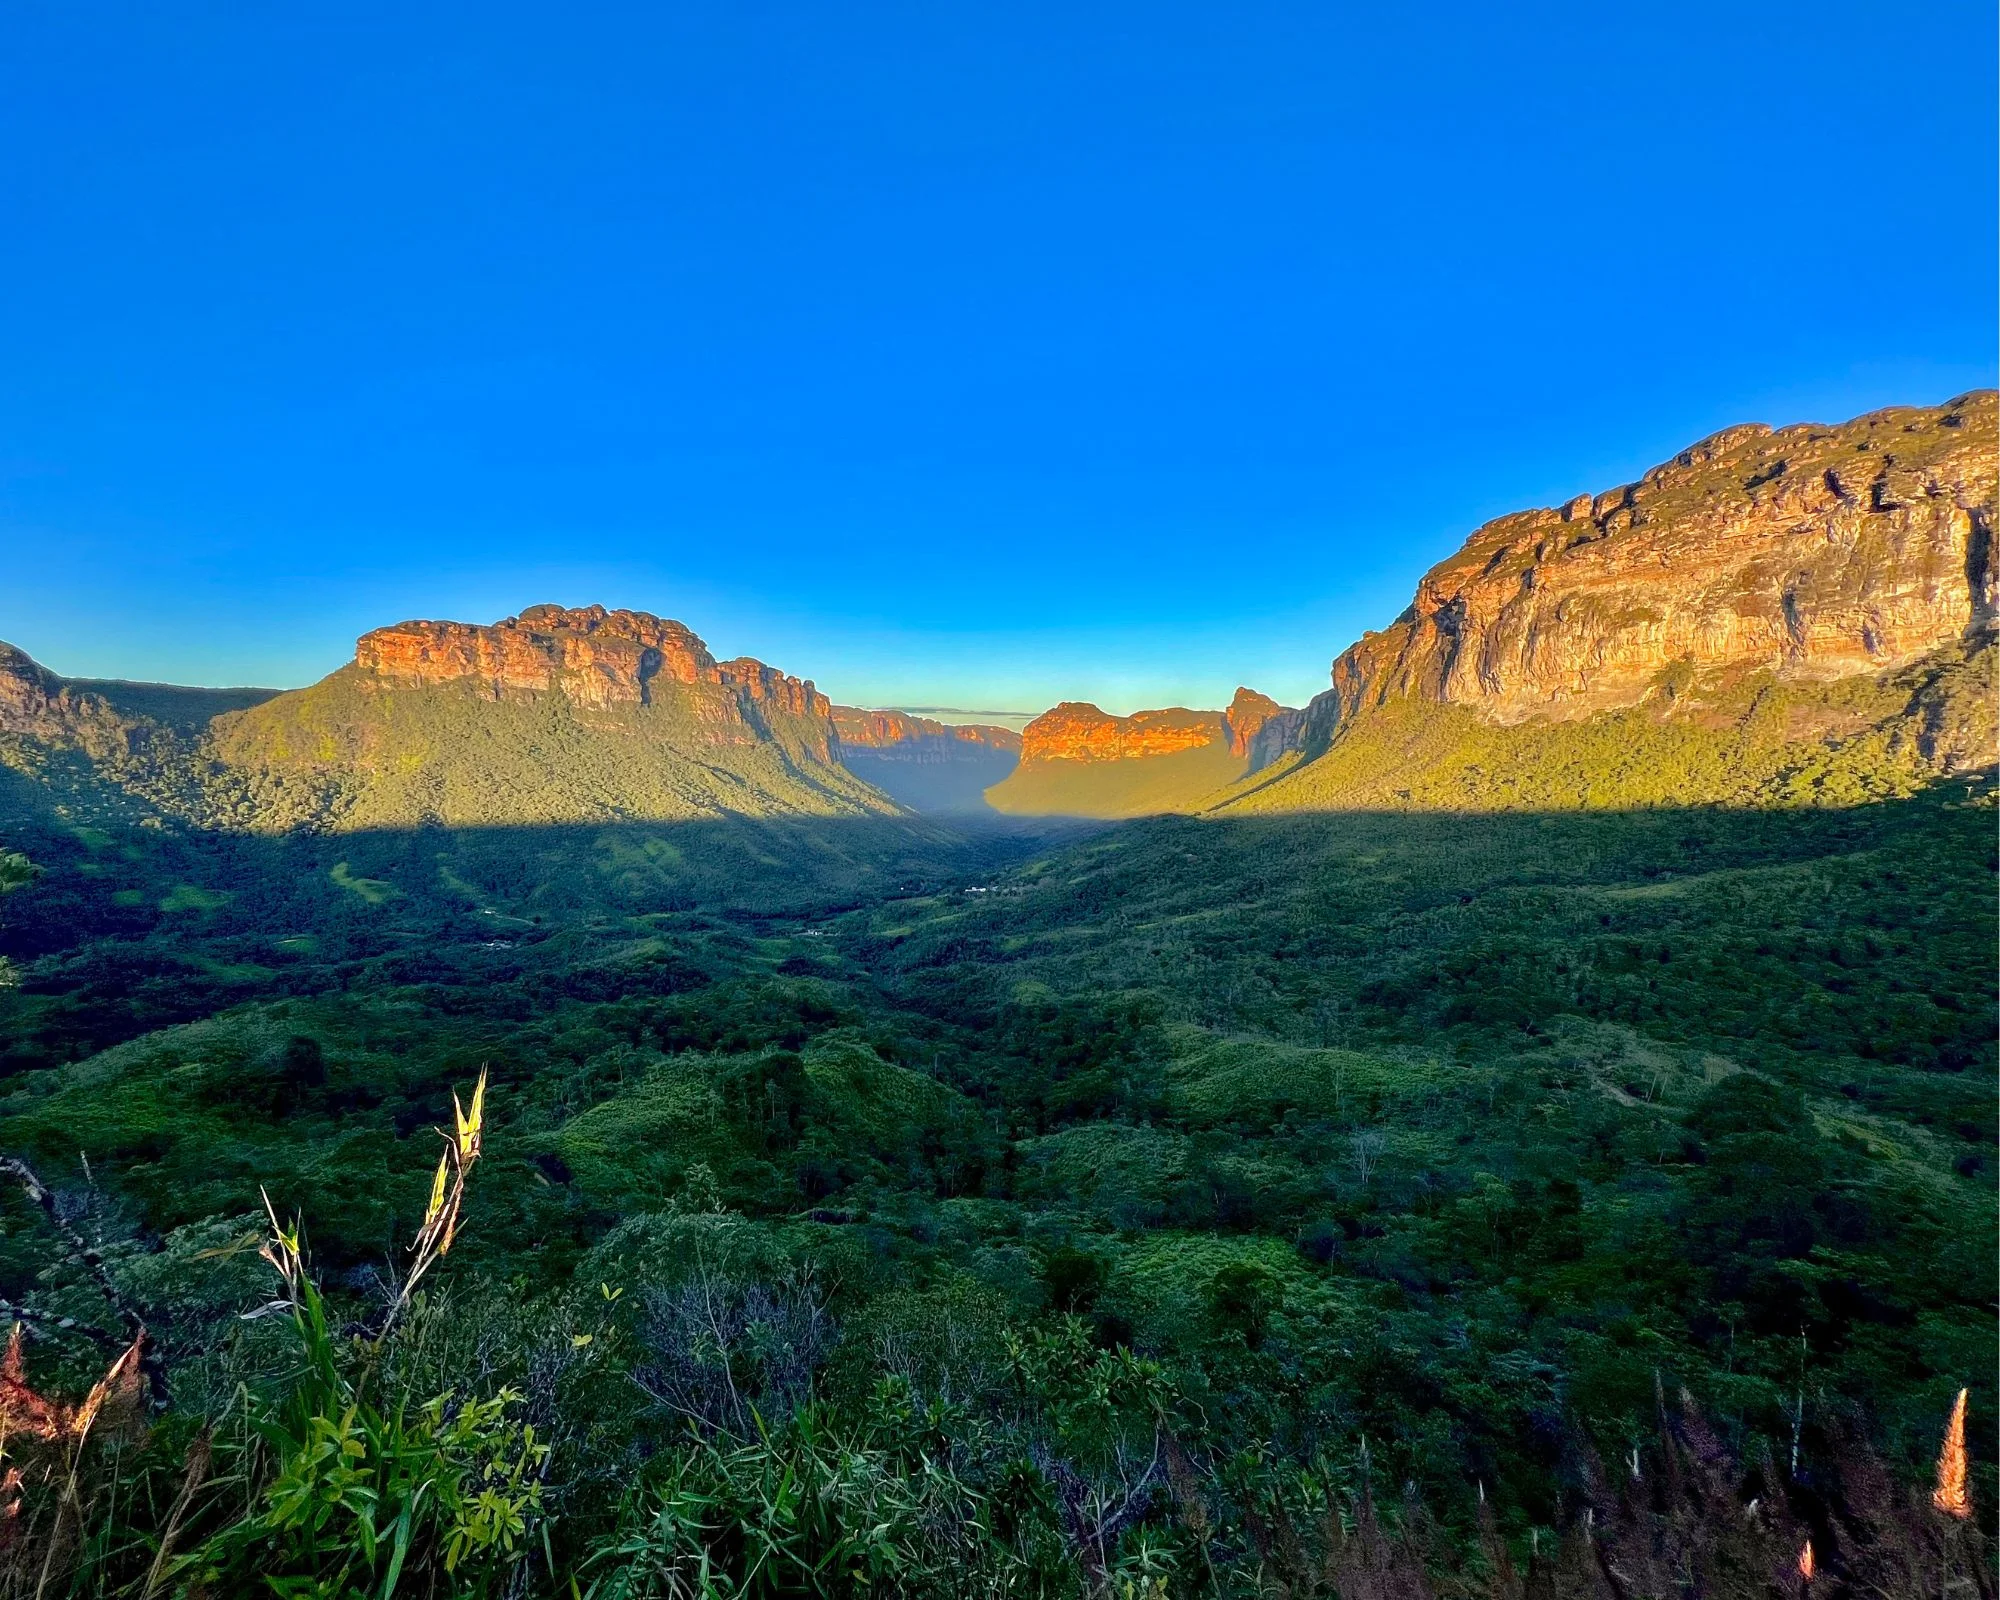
[187,1069,551,1598]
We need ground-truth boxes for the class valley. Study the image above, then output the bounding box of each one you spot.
[0,395,1993,1596]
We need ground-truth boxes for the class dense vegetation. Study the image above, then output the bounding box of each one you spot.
[1219,646,1994,819]
[0,669,1991,1595]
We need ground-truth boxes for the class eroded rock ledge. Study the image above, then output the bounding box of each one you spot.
[354,603,831,718]
[1296,391,1997,743]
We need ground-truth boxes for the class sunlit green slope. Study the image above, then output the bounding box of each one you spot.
[986,740,1246,818]
[201,666,901,831]
[1210,640,1995,815]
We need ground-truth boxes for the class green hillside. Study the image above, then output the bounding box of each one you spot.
[1,752,1991,1592]
[1214,639,1995,816]
[200,666,902,831]
[66,677,282,732]
[0,640,1993,1593]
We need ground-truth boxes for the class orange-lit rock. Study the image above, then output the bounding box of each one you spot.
[1224,688,1285,758]
[1020,703,1225,763]
[1293,392,1997,742]
[353,604,833,725]
[1019,690,1293,767]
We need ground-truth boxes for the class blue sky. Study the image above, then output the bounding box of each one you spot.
[3,2,1993,713]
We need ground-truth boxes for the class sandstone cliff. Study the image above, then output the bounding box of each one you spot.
[1292,392,1995,746]
[989,688,1296,817]
[832,707,1022,760]
[191,605,889,828]
[1223,688,1286,759]
[1020,703,1225,763]
[357,604,834,733]
[1017,690,1291,767]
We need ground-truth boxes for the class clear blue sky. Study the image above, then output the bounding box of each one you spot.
[4,2,1993,713]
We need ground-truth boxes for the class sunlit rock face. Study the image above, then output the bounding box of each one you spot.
[1018,689,1292,767]
[1223,688,1286,758]
[353,605,834,744]
[1281,392,1997,745]
[356,604,831,716]
[1021,703,1224,762]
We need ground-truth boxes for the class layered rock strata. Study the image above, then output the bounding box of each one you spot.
[1019,690,1292,767]
[356,604,832,720]
[1294,392,1996,744]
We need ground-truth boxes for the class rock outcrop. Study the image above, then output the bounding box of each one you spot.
[832,708,1022,759]
[1293,392,1996,745]
[1223,688,1286,759]
[1018,691,1293,767]
[989,689,1298,818]
[357,604,832,720]
[1020,703,1225,764]
[198,605,894,828]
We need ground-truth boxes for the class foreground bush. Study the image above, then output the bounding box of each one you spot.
[0,1072,1987,1598]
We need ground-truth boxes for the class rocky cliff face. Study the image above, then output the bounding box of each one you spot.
[1296,392,1996,744]
[1020,703,1224,763]
[832,707,1022,759]
[990,689,1298,818]
[167,606,886,828]
[1019,691,1292,767]
[1223,688,1286,759]
[357,604,833,722]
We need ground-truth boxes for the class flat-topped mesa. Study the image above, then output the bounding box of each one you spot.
[1021,702,1224,763]
[1305,391,1998,738]
[353,603,830,718]
[1020,690,1295,766]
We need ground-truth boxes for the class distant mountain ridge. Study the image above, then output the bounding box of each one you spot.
[983,392,1997,820]
[829,707,1022,813]
[832,707,1021,755]
[3,395,1992,831]
[0,608,898,831]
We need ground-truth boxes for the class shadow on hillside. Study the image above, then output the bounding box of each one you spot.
[836,745,1020,814]
[3,779,1990,952]
[0,777,1990,1076]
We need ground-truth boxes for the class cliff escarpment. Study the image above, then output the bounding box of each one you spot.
[354,604,834,731]
[1222,393,1998,816]
[1295,392,1994,747]
[202,606,888,829]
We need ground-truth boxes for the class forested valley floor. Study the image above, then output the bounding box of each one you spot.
[0,781,1993,1595]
